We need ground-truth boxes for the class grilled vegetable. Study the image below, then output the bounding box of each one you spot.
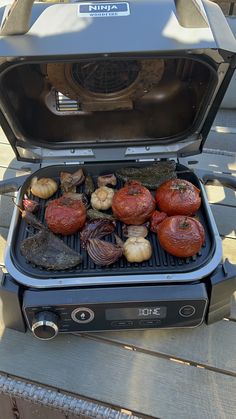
[63,192,89,209]
[150,210,168,233]
[91,186,114,211]
[155,179,201,216]
[45,196,86,235]
[122,224,148,238]
[22,194,39,213]
[123,237,152,263]
[30,177,58,199]
[157,216,205,258]
[60,168,85,193]
[20,211,82,270]
[112,180,155,225]
[97,174,117,188]
[80,219,115,248]
[84,175,95,196]
[87,208,115,221]
[116,161,176,189]
[87,238,123,266]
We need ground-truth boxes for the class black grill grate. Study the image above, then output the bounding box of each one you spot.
[11,163,214,280]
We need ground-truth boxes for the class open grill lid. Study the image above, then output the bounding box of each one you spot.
[0,0,235,163]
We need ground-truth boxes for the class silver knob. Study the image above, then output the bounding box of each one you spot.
[32,311,59,340]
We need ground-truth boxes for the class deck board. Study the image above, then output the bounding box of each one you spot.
[86,318,236,373]
[0,329,235,419]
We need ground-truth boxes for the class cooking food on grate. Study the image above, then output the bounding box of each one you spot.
[155,179,201,216]
[20,211,82,270]
[60,168,85,194]
[123,237,152,263]
[87,208,115,221]
[80,219,116,248]
[91,186,115,210]
[84,175,95,196]
[122,224,148,238]
[62,192,90,209]
[115,161,176,189]
[157,216,205,258]
[45,196,86,235]
[30,177,58,199]
[112,180,155,225]
[97,174,117,188]
[150,210,168,233]
[22,194,39,213]
[87,238,123,266]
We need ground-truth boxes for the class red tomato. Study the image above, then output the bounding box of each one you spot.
[112,180,155,225]
[45,196,86,235]
[157,215,205,258]
[150,210,168,233]
[155,179,201,216]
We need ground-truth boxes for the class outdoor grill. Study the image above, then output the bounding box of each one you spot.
[0,0,236,340]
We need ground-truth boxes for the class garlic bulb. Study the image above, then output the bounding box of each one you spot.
[30,177,58,199]
[91,186,114,211]
[123,237,152,263]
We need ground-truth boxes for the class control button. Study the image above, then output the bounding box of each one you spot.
[139,320,161,326]
[71,307,94,324]
[179,305,196,317]
[111,321,134,327]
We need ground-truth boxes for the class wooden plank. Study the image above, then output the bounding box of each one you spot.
[0,143,24,170]
[205,184,236,207]
[222,236,236,263]
[15,398,67,419]
[0,226,8,266]
[210,204,236,238]
[230,292,236,319]
[88,318,236,373]
[0,330,235,419]
[0,195,15,229]
[0,393,16,419]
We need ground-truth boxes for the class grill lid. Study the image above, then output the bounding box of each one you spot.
[0,0,235,163]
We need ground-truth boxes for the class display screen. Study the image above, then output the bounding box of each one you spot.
[106,306,167,321]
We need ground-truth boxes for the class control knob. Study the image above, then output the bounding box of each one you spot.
[31,311,59,340]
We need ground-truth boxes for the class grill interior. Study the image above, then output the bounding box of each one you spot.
[10,162,215,280]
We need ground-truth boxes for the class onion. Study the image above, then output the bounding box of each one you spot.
[80,219,116,248]
[87,238,123,266]
[122,224,148,238]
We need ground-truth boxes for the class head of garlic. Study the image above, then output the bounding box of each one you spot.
[30,177,58,199]
[91,186,114,211]
[123,237,152,263]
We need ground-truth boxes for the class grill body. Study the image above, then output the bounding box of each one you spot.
[0,0,236,339]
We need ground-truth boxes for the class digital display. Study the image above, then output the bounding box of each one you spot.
[106,306,167,321]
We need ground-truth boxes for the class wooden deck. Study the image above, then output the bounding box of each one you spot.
[0,126,235,418]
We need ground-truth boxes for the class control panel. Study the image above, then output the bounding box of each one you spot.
[23,284,208,339]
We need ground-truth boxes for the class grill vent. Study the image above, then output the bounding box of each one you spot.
[71,61,141,94]
[56,91,80,112]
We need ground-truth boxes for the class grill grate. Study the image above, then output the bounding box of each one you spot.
[11,164,214,280]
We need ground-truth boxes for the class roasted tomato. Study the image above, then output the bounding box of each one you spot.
[157,216,205,258]
[155,179,201,216]
[112,180,155,225]
[45,196,86,235]
[150,210,168,233]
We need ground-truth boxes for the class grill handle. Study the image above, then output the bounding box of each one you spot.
[197,170,236,190]
[0,175,29,195]
[203,173,236,190]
